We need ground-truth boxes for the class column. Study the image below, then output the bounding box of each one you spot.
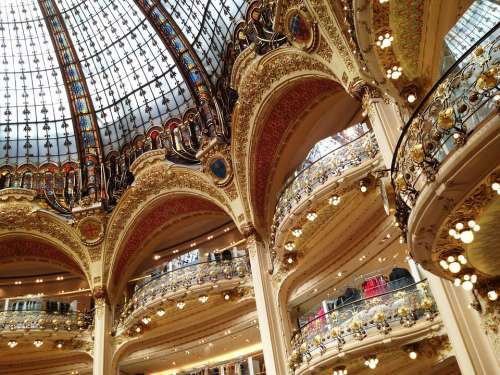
[246,233,287,375]
[425,271,500,375]
[93,295,115,375]
[247,356,260,375]
[363,90,405,169]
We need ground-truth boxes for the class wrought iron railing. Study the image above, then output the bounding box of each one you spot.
[391,24,500,232]
[272,131,378,230]
[0,309,93,332]
[120,256,251,321]
[288,280,437,369]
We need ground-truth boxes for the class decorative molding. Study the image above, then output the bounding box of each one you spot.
[231,48,335,226]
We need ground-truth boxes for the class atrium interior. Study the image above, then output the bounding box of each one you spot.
[0,0,499,374]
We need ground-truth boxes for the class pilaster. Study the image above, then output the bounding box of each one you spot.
[92,290,115,375]
[363,90,404,169]
[246,232,287,375]
[425,271,500,375]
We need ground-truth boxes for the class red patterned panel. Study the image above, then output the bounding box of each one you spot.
[252,79,340,222]
[112,196,222,283]
[0,238,82,273]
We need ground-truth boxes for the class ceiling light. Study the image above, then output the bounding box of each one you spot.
[492,182,500,193]
[458,255,467,265]
[448,261,461,274]
[284,241,295,251]
[386,66,403,80]
[306,211,317,221]
[56,342,63,349]
[198,295,209,304]
[7,340,17,348]
[223,293,230,301]
[156,308,166,317]
[291,228,302,237]
[409,351,417,360]
[333,366,347,375]
[359,180,368,192]
[14,281,22,285]
[56,276,64,281]
[287,257,294,264]
[407,93,417,103]
[456,222,464,230]
[141,316,151,325]
[135,326,142,333]
[462,280,474,291]
[153,254,161,260]
[176,301,186,309]
[460,230,474,244]
[439,260,448,269]
[33,339,44,348]
[376,33,393,49]
[329,195,341,206]
[364,355,379,369]
[487,290,498,301]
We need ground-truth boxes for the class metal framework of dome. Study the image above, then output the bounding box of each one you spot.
[0,0,246,168]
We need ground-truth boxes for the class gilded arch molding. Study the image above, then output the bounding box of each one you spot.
[0,191,91,282]
[230,47,338,229]
[102,160,236,288]
[107,196,225,302]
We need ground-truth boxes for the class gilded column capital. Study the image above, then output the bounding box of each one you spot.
[93,286,108,317]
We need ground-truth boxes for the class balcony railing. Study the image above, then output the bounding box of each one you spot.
[391,24,500,232]
[120,256,251,320]
[0,309,93,332]
[288,280,437,369]
[273,131,378,230]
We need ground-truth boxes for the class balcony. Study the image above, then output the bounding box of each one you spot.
[274,130,378,228]
[117,256,252,332]
[392,25,499,233]
[272,130,378,242]
[288,280,439,371]
[0,309,92,333]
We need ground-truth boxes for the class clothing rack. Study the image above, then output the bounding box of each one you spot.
[352,265,394,287]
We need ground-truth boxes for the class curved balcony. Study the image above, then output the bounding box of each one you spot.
[0,308,93,333]
[118,256,252,330]
[391,25,500,232]
[288,280,439,371]
[273,130,379,232]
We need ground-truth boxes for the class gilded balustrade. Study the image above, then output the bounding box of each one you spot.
[288,280,437,370]
[272,131,379,232]
[0,309,93,332]
[391,25,500,233]
[120,256,251,322]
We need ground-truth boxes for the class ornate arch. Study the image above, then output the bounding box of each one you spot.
[103,160,237,298]
[230,47,341,230]
[107,194,225,301]
[0,190,91,282]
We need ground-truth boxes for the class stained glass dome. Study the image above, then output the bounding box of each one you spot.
[0,0,247,168]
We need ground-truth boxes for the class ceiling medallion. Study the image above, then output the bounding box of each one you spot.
[285,6,318,52]
[77,216,105,245]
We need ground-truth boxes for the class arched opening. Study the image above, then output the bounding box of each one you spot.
[0,236,93,367]
[248,76,365,230]
[108,192,241,304]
